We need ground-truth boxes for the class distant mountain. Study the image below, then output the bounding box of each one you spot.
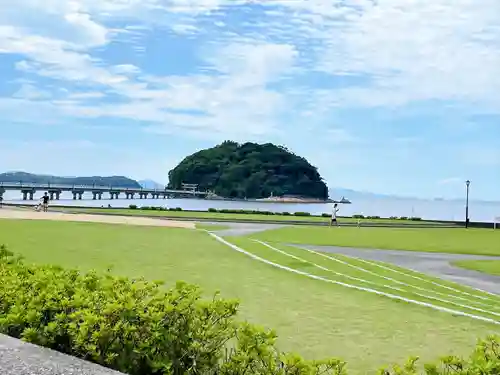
[0,172,141,188]
[329,187,400,200]
[138,179,165,190]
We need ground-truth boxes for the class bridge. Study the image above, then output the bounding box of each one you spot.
[0,182,208,201]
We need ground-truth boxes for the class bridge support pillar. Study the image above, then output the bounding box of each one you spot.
[72,191,83,200]
[92,192,102,200]
[55,192,60,200]
[49,192,54,200]
[21,190,35,200]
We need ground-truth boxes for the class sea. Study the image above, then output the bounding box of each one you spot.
[2,190,499,223]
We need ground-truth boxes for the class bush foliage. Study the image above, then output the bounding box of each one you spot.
[2,245,493,374]
[125,206,423,222]
[0,245,344,375]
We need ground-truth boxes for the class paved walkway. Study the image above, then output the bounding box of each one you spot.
[0,334,124,375]
[300,245,500,295]
[209,222,286,236]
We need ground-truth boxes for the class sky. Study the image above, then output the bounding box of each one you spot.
[0,0,499,201]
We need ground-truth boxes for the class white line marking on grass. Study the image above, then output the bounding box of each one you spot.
[321,249,499,300]
[255,241,500,319]
[207,233,500,325]
[292,245,500,311]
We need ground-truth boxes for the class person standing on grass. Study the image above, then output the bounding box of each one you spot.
[41,192,50,212]
[330,203,340,227]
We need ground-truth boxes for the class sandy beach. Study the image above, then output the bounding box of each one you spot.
[0,208,195,229]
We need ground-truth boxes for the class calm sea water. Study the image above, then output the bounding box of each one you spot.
[3,190,499,222]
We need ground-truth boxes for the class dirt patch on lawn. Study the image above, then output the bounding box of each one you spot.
[0,208,195,229]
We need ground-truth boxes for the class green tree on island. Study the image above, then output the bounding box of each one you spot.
[168,141,329,199]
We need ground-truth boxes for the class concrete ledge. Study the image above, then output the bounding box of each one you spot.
[0,334,126,375]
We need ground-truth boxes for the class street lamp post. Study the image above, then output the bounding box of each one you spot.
[465,180,470,229]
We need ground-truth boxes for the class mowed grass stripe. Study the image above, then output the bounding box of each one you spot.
[283,244,500,312]
[254,241,500,321]
[220,236,500,324]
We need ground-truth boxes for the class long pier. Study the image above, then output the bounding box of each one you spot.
[0,182,208,201]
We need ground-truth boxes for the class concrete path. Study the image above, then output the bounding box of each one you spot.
[300,245,500,295]
[204,221,286,236]
[0,334,125,375]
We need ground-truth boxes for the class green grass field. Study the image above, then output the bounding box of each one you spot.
[0,218,498,374]
[52,206,449,226]
[453,260,500,277]
[250,226,500,256]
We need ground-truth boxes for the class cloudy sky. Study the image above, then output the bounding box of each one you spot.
[1,0,499,200]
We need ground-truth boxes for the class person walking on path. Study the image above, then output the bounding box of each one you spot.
[330,203,340,227]
[41,192,50,212]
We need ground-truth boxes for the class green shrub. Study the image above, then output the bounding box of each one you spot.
[129,204,138,209]
[399,216,409,220]
[367,216,381,220]
[282,212,291,216]
[294,212,311,217]
[352,214,365,219]
[0,246,344,375]
[322,213,330,218]
[141,206,150,210]
[150,206,157,211]
[409,217,422,221]
[389,216,398,220]
[379,336,500,374]
[208,208,218,213]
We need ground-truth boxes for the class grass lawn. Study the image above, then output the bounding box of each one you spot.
[53,206,448,226]
[453,260,500,277]
[0,218,498,374]
[249,226,500,256]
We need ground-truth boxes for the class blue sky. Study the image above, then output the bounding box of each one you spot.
[1,0,499,200]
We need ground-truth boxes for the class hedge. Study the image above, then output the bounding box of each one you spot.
[126,206,423,221]
[0,246,343,375]
[2,245,498,374]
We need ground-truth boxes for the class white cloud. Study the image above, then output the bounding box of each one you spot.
[1,0,500,143]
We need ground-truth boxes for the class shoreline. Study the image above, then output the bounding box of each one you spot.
[3,202,496,228]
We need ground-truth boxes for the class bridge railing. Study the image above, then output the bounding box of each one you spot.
[0,182,207,194]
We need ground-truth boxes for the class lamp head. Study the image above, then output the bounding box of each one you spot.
[466,180,470,186]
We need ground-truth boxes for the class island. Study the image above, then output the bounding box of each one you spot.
[168,141,329,200]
